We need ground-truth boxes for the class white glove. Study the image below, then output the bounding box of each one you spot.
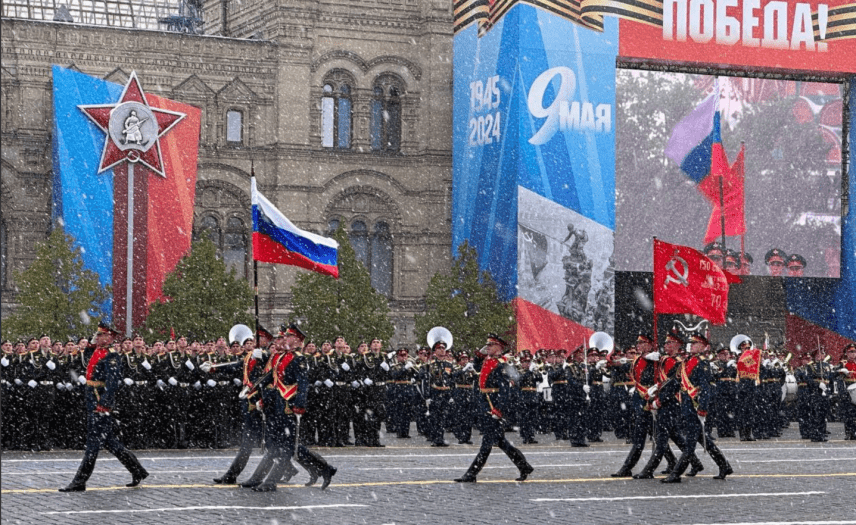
[628,387,636,395]
[387,351,396,360]
[583,385,591,394]
[324,379,334,388]
[314,381,323,387]
[123,377,134,386]
[142,360,152,370]
[14,378,23,386]
[363,378,373,386]
[529,362,538,372]
[463,362,474,372]
[233,378,243,386]
[648,384,658,397]
[1,357,8,367]
[819,382,827,392]
[699,416,707,427]
[168,377,178,386]
[185,359,195,371]
[772,359,782,366]
[620,402,627,410]
[341,362,351,371]
[596,360,606,370]
[619,357,628,364]
[206,379,217,387]
[839,368,851,374]
[351,380,360,388]
[47,360,56,370]
[78,376,87,385]
[762,359,771,367]
[200,362,212,373]
[381,361,390,371]
[404,362,414,370]
[28,379,37,388]
[65,381,74,390]
[727,359,736,368]
[193,381,202,389]
[252,348,263,359]
[156,379,166,388]
[645,351,660,361]
[57,382,65,391]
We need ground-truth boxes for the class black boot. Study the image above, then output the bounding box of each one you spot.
[253,457,289,492]
[297,447,336,489]
[633,452,661,479]
[506,445,533,481]
[661,452,690,483]
[662,446,677,474]
[240,453,275,488]
[612,445,643,477]
[710,445,733,480]
[687,455,705,477]
[59,454,96,492]
[214,446,252,484]
[279,459,299,483]
[115,448,148,487]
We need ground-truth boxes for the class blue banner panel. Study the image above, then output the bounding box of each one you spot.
[52,66,122,317]
[453,4,617,303]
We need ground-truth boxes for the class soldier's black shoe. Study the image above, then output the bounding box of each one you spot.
[571,442,589,447]
[252,482,277,492]
[305,471,319,487]
[240,479,263,488]
[686,464,704,477]
[454,475,477,483]
[611,467,633,478]
[213,475,237,484]
[660,467,673,474]
[127,470,149,488]
[321,466,337,490]
[588,437,603,442]
[458,440,474,445]
[516,464,534,482]
[713,464,733,480]
[432,442,449,447]
[632,471,654,479]
[810,437,828,442]
[661,473,681,483]
[59,482,86,492]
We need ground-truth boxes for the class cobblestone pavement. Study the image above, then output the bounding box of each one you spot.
[3,423,855,525]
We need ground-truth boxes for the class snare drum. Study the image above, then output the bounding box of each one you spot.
[848,383,856,406]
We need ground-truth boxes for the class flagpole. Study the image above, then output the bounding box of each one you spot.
[652,236,658,344]
[719,168,726,253]
[740,141,746,260]
[251,159,260,346]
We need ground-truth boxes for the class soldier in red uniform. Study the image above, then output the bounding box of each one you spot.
[662,334,733,483]
[454,334,533,483]
[59,323,148,492]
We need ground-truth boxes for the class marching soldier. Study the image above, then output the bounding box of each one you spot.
[238,324,337,492]
[662,333,733,483]
[710,345,737,438]
[454,334,533,483]
[59,322,148,492]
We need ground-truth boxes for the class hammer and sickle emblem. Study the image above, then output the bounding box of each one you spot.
[665,256,689,288]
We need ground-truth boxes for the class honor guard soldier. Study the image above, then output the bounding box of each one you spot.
[59,323,148,492]
[454,334,533,483]
[734,336,760,441]
[387,348,418,438]
[238,324,336,492]
[352,339,388,447]
[613,335,675,477]
[662,333,733,483]
[633,332,702,479]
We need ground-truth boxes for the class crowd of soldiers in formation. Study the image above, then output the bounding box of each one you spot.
[2,332,855,457]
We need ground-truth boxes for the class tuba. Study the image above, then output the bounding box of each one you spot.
[427,326,453,351]
[730,334,753,354]
[229,324,254,345]
[588,331,614,353]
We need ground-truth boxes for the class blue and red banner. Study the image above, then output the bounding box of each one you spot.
[52,66,201,332]
[251,177,339,278]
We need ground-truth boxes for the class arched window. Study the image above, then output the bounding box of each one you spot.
[224,217,247,275]
[195,215,220,245]
[370,221,393,296]
[370,75,403,152]
[327,217,341,234]
[321,72,353,149]
[350,220,368,267]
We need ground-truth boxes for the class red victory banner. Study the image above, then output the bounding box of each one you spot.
[653,238,740,325]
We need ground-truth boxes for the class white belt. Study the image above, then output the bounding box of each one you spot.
[40,381,54,386]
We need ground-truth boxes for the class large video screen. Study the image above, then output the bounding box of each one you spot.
[615,71,843,278]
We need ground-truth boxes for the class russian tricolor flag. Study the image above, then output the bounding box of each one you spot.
[665,81,720,184]
[251,177,339,278]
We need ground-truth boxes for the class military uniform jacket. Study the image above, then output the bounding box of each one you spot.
[84,345,123,411]
[262,351,309,409]
[474,355,513,416]
[654,355,682,407]
[426,359,454,398]
[680,355,713,415]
